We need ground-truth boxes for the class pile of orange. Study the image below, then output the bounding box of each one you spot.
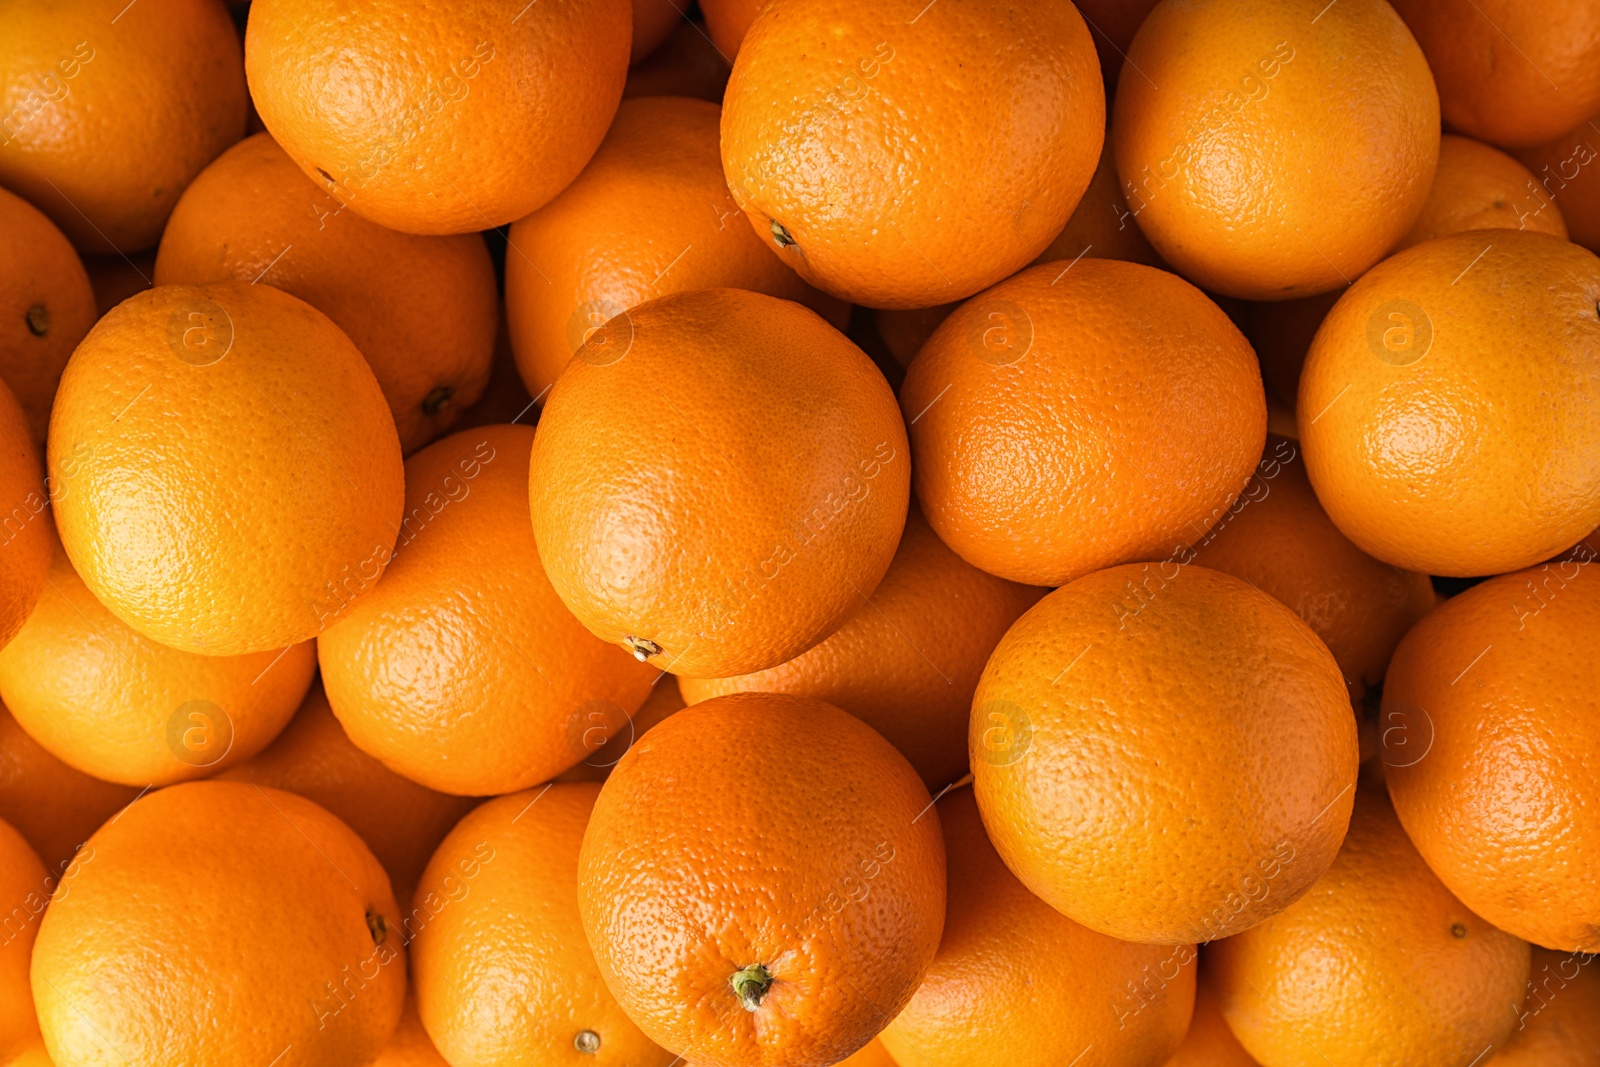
[1,0,1598,1064]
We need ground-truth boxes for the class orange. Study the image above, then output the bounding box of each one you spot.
[1075,0,1160,87]
[2,1044,52,1067]
[48,281,404,655]
[0,378,48,651]
[578,693,945,1066]
[217,682,478,912]
[371,995,449,1067]
[1397,134,1567,249]
[1299,230,1600,576]
[530,288,910,678]
[1382,563,1600,952]
[972,564,1357,944]
[1490,947,1600,1066]
[556,672,686,783]
[155,132,498,454]
[1112,0,1439,300]
[1033,116,1163,271]
[0,817,45,1062]
[0,0,247,253]
[32,781,406,1067]
[245,0,632,234]
[1162,972,1260,1067]
[1517,115,1600,255]
[0,704,137,876]
[413,784,673,1067]
[689,1041,899,1067]
[721,0,1104,308]
[321,423,658,794]
[0,186,94,444]
[1209,787,1530,1067]
[631,0,682,62]
[699,0,760,61]
[622,20,732,103]
[680,509,1044,791]
[1242,288,1345,411]
[874,303,956,371]
[880,788,1195,1067]
[900,258,1265,587]
[505,96,843,402]
[82,250,154,316]
[1389,0,1600,150]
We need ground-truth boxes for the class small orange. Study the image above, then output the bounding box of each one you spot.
[371,994,450,1067]
[631,0,682,62]
[1516,115,1600,255]
[900,258,1265,587]
[578,693,945,1066]
[1489,947,1600,1066]
[1398,134,1567,249]
[698,0,759,61]
[48,281,404,655]
[1075,0,1160,87]
[556,673,686,784]
[0,817,45,1062]
[1033,116,1163,271]
[0,378,48,651]
[622,20,732,102]
[721,0,1105,308]
[1162,971,1260,1067]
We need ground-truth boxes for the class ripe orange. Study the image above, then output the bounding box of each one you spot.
[0,817,45,1062]
[880,788,1195,1067]
[48,281,404,656]
[721,0,1105,308]
[578,693,945,1066]
[699,0,760,61]
[321,423,658,794]
[0,378,48,652]
[1209,787,1530,1067]
[32,781,406,1067]
[371,994,449,1067]
[1516,115,1600,255]
[1398,134,1567,249]
[413,784,673,1067]
[1113,0,1439,300]
[245,0,631,234]
[680,509,1044,791]
[0,186,94,444]
[1033,117,1163,271]
[900,258,1265,587]
[622,20,732,102]
[155,132,498,454]
[1162,973,1260,1067]
[1383,563,1600,952]
[530,288,910,678]
[1299,230,1600,576]
[972,564,1357,944]
[1489,947,1600,1066]
[631,0,681,62]
[505,96,842,402]
[556,672,686,784]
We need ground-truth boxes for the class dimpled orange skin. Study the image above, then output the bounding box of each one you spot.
[321,424,657,795]
[413,785,673,1067]
[1209,788,1530,1067]
[1299,231,1600,577]
[245,0,631,235]
[1382,565,1600,953]
[578,693,945,1067]
[1113,0,1439,301]
[47,282,404,656]
[721,0,1105,309]
[0,0,247,254]
[881,789,1195,1067]
[530,288,910,679]
[506,96,843,402]
[0,818,45,1062]
[0,705,138,875]
[32,781,406,1067]
[1517,116,1600,256]
[1162,974,1261,1067]
[698,0,761,61]
[1488,947,1600,1066]
[371,995,451,1067]
[155,133,498,454]
[680,509,1045,791]
[1397,135,1568,250]
[901,259,1265,588]
[0,380,49,652]
[973,565,1357,944]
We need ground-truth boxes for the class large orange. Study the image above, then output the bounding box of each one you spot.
[880,788,1195,1067]
[973,565,1357,944]
[321,424,658,795]
[1299,230,1600,576]
[413,784,672,1067]
[1517,115,1600,255]
[680,509,1043,791]
[48,282,404,655]
[1382,563,1600,952]
[1162,971,1260,1067]
[1113,0,1438,300]
[900,258,1265,587]
[0,378,48,652]
[1489,947,1600,1066]
[245,0,631,234]
[0,704,137,876]
[578,693,945,1066]
[1209,787,1530,1067]
[721,0,1104,308]
[154,132,498,454]
[1397,134,1567,250]
[32,781,406,1067]
[0,0,246,253]
[0,817,45,1062]
[622,19,732,103]
[505,96,841,402]
[530,288,909,678]
[698,0,760,61]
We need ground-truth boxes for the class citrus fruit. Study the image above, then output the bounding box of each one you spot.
[688,1038,901,1067]
[900,258,1265,587]
[3,1043,53,1067]
[31,781,406,1067]
[631,0,681,62]
[371,994,449,1067]
[1209,787,1530,1067]
[154,132,498,453]
[680,508,1044,791]
[1112,0,1439,300]
[1075,0,1160,87]
[245,0,632,234]
[972,564,1357,944]
[413,783,673,1067]
[320,423,658,794]
[1299,229,1600,576]
[0,817,45,1062]
[1516,116,1600,254]
[1397,134,1567,249]
[1162,972,1260,1067]
[577,692,945,1066]
[48,281,404,655]
[529,288,910,678]
[698,0,759,61]
[880,787,1195,1067]
[721,0,1105,308]
[0,377,48,651]
[1489,947,1600,1066]
[1033,116,1163,271]
[556,672,686,784]
[622,19,732,102]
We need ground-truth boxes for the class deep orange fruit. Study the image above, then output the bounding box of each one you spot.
[1398,134,1567,249]
[0,816,45,1062]
[630,0,681,62]
[371,994,450,1067]
[698,0,760,61]
[1075,0,1160,87]
[1033,116,1163,271]
[1489,947,1600,1066]
[1162,972,1261,1067]
[0,377,48,652]
[1517,115,1600,255]
[622,19,732,102]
